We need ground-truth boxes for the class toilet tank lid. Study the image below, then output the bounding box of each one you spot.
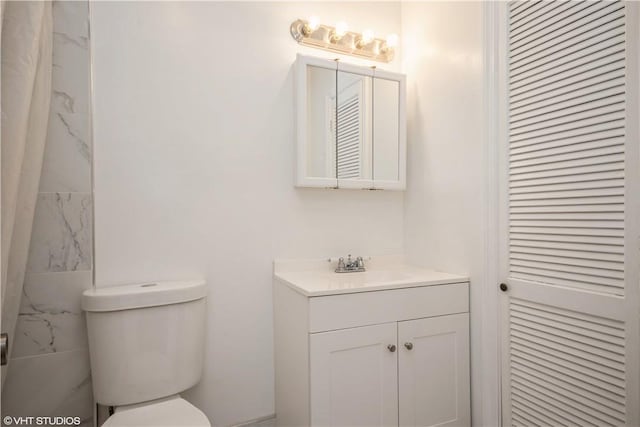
[82,280,207,312]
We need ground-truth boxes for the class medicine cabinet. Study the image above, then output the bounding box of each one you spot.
[295,54,406,190]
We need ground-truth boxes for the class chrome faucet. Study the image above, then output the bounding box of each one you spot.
[335,254,366,273]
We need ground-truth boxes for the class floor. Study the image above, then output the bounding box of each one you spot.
[240,416,276,427]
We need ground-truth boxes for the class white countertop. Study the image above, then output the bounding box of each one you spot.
[274,255,469,297]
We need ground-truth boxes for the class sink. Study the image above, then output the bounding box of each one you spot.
[329,270,415,287]
[356,270,414,284]
[273,256,469,296]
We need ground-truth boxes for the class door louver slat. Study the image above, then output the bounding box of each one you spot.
[510,101,624,134]
[509,0,551,26]
[510,87,625,121]
[512,400,574,427]
[511,340,626,388]
[509,1,619,50]
[512,353,626,402]
[509,0,588,35]
[509,258,624,279]
[511,144,624,168]
[510,322,625,359]
[510,8,624,69]
[512,378,622,426]
[510,92,625,128]
[510,78,626,116]
[510,187,625,201]
[514,368,625,418]
[510,233,623,247]
[509,1,543,19]
[509,1,575,36]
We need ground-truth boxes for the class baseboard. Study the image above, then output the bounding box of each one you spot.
[231,414,276,427]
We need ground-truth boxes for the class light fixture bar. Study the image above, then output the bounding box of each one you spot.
[290,19,395,63]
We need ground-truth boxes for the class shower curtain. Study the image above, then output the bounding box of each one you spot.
[1,1,52,385]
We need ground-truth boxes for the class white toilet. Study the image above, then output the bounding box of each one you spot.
[82,280,210,426]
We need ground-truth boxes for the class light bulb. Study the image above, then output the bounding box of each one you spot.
[361,29,375,44]
[386,33,399,48]
[308,16,320,32]
[335,22,348,37]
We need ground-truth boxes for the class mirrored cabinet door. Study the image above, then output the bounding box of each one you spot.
[373,76,401,186]
[306,64,337,182]
[336,69,373,188]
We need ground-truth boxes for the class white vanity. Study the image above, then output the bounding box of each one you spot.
[273,256,470,426]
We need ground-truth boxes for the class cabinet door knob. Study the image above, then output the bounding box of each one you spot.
[404,342,413,350]
[387,344,396,352]
[499,283,508,292]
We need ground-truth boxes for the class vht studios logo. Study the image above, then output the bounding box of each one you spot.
[3,416,81,426]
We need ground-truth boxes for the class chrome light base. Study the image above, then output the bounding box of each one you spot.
[290,19,394,63]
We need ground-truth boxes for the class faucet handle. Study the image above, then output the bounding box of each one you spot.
[356,256,364,268]
[337,257,345,269]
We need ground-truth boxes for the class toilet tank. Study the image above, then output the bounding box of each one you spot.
[82,280,207,406]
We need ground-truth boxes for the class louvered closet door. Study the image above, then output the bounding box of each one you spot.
[500,1,639,426]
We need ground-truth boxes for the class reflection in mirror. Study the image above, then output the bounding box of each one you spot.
[306,65,336,179]
[373,78,400,181]
[336,71,372,181]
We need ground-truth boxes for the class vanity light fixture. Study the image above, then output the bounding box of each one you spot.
[290,18,397,63]
[307,15,320,32]
[334,21,349,39]
[359,29,375,47]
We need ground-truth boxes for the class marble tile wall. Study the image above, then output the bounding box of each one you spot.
[2,2,93,426]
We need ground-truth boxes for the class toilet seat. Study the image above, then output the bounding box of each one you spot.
[103,396,210,427]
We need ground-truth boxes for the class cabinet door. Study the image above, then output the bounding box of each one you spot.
[371,69,406,190]
[310,322,398,427]
[398,314,470,427]
[335,65,374,189]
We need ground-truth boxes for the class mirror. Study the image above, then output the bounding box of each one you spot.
[295,54,405,190]
[306,65,336,179]
[336,70,372,182]
[373,77,400,182]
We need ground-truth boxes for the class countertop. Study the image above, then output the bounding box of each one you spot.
[273,256,469,297]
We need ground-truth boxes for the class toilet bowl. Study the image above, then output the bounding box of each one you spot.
[82,280,210,427]
[102,396,209,427]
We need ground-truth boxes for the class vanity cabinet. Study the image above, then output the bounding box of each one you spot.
[273,266,470,427]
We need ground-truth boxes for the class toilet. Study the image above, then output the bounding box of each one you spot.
[82,280,210,426]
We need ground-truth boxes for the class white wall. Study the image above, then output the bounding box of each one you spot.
[90,2,403,426]
[401,2,493,426]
